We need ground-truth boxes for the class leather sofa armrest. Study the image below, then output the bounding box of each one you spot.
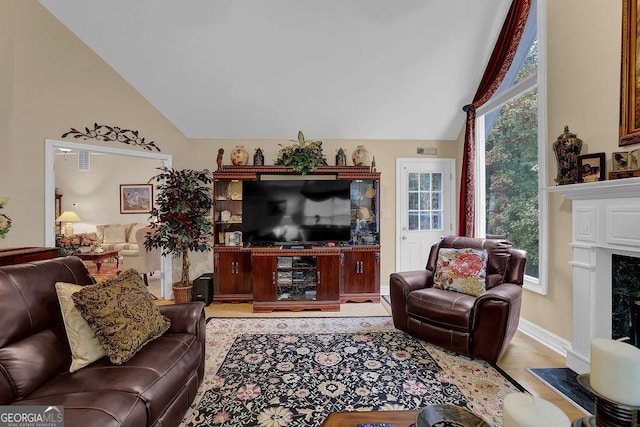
[390,270,432,331]
[159,301,206,382]
[159,302,206,338]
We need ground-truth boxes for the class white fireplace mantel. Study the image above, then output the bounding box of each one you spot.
[549,177,640,374]
[547,176,640,200]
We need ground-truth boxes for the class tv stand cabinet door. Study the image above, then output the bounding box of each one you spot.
[214,251,252,302]
[342,250,380,303]
[251,255,277,302]
[316,255,340,301]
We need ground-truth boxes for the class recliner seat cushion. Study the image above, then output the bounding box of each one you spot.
[21,332,201,427]
[15,390,148,427]
[406,288,475,331]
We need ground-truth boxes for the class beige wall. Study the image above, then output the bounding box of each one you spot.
[1,0,635,344]
[519,0,630,340]
[55,153,161,232]
[0,1,187,249]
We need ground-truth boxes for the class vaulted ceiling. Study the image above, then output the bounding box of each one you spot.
[40,0,510,140]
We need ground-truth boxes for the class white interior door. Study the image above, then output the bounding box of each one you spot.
[396,158,455,272]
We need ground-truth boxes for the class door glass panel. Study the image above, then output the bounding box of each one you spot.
[431,213,442,229]
[408,212,419,229]
[419,193,430,210]
[431,174,442,191]
[408,193,418,210]
[431,193,441,210]
[409,173,419,191]
[420,173,431,190]
[407,172,444,231]
[420,213,431,230]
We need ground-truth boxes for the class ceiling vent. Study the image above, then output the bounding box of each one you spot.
[78,150,90,172]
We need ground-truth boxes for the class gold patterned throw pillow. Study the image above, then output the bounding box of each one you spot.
[72,269,171,365]
[433,248,488,297]
[56,282,107,372]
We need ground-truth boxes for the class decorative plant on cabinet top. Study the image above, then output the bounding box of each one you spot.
[274,131,327,175]
[145,167,214,303]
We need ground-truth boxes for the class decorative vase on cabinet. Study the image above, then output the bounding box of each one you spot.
[253,147,264,166]
[336,148,347,166]
[231,146,249,166]
[352,145,369,166]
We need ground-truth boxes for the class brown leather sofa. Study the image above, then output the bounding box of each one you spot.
[390,236,527,364]
[0,256,205,427]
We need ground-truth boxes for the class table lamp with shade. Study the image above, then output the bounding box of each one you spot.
[56,211,81,236]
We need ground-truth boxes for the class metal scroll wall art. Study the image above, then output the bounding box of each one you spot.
[61,123,161,152]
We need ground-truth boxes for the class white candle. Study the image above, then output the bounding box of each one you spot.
[590,338,640,406]
[502,393,570,427]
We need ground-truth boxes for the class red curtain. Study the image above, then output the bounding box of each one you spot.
[459,0,532,237]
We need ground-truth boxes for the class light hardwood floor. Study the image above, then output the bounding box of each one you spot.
[497,332,587,422]
[159,299,588,423]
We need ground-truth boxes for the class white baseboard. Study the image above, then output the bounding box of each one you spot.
[517,317,571,358]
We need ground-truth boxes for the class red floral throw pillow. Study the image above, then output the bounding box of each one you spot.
[433,248,488,296]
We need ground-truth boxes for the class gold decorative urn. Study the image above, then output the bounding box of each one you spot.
[553,125,583,185]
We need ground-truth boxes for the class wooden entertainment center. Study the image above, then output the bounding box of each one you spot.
[212,165,380,312]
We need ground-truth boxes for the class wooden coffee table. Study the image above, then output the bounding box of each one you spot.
[321,410,419,426]
[75,250,119,272]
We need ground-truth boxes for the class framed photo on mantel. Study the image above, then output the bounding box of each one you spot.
[577,153,606,183]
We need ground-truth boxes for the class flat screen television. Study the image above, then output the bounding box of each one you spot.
[242,180,351,246]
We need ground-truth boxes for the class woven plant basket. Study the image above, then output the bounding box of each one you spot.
[172,285,193,304]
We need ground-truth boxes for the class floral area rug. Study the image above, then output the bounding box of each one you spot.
[181,317,524,427]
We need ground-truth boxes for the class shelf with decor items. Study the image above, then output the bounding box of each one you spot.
[211,165,381,308]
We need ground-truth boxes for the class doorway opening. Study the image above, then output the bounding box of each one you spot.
[44,139,173,298]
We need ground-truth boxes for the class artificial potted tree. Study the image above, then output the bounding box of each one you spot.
[145,167,214,303]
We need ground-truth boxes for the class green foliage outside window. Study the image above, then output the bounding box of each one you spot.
[485,41,539,278]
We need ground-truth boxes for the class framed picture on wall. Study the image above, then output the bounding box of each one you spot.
[120,184,153,214]
[577,153,606,183]
[620,0,640,145]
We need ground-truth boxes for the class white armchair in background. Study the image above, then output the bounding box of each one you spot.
[119,227,161,285]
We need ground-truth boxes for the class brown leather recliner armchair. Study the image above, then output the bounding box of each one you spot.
[390,236,527,364]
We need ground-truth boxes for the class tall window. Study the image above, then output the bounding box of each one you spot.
[476,0,546,293]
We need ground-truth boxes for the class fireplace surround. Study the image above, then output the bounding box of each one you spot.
[550,177,640,373]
